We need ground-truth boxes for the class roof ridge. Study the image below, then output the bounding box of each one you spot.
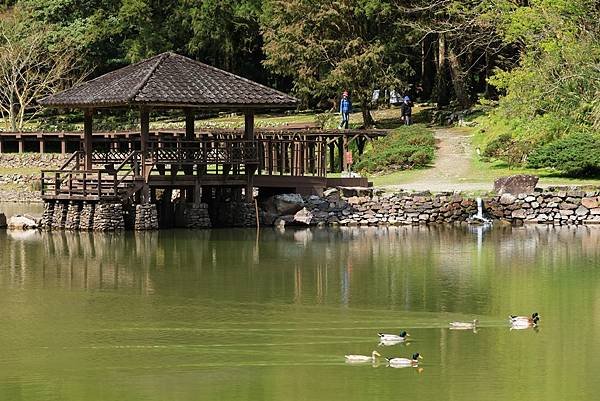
[129,53,169,103]
[170,53,298,102]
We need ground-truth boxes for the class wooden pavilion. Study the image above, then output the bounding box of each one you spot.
[37,52,374,229]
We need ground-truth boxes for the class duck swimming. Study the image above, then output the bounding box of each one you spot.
[345,350,381,364]
[449,319,479,330]
[378,331,410,342]
[386,353,423,368]
[510,315,540,330]
[509,313,540,324]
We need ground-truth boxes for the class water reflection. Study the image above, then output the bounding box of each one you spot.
[1,226,600,401]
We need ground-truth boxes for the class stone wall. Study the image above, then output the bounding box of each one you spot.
[134,204,159,230]
[262,187,600,227]
[182,203,211,228]
[93,203,125,231]
[212,201,257,227]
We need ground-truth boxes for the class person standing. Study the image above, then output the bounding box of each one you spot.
[401,95,413,126]
[339,91,352,129]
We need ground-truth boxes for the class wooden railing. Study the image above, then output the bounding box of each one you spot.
[256,137,327,177]
[41,170,120,199]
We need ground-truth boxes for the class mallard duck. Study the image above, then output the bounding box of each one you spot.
[509,313,540,324]
[449,319,479,330]
[386,353,423,368]
[345,350,381,363]
[378,331,410,342]
[510,316,540,330]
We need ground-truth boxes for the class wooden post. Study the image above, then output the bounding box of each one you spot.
[17,135,23,153]
[60,135,66,155]
[342,135,349,172]
[140,107,150,204]
[184,108,194,177]
[84,109,94,170]
[244,112,255,202]
[337,136,343,173]
[0,138,3,154]
[39,138,45,154]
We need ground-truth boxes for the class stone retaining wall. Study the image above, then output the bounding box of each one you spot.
[182,203,211,228]
[265,188,600,227]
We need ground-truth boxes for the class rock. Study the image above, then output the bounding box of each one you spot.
[559,202,578,210]
[293,208,313,225]
[499,193,517,205]
[0,213,6,228]
[7,215,38,230]
[274,215,294,227]
[575,206,590,216]
[323,188,338,197]
[591,208,600,215]
[273,194,305,215]
[338,186,372,198]
[581,197,599,209]
[494,175,539,195]
[511,209,527,219]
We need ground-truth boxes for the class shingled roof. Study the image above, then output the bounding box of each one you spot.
[40,52,298,110]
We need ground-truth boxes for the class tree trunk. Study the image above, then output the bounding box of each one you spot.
[9,92,17,132]
[420,34,435,101]
[434,33,450,108]
[361,101,375,128]
[448,47,471,109]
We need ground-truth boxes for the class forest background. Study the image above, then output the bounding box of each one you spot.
[0,0,599,176]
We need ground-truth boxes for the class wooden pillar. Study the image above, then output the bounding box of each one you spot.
[342,135,349,172]
[140,107,150,175]
[140,107,150,204]
[244,112,255,202]
[84,109,93,170]
[329,142,335,173]
[184,108,194,177]
[39,138,45,154]
[60,136,66,155]
[17,135,23,154]
[0,138,4,154]
[337,136,343,173]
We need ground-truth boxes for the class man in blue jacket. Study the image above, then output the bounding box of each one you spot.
[339,91,352,129]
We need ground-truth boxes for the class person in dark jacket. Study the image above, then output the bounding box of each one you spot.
[339,91,352,129]
[401,95,413,125]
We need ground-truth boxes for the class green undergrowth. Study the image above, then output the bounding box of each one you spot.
[355,124,435,174]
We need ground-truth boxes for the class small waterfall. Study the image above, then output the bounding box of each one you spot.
[476,197,484,220]
[469,197,491,225]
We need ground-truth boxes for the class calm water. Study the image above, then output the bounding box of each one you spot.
[1,225,600,401]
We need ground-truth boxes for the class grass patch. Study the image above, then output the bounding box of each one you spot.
[355,124,435,173]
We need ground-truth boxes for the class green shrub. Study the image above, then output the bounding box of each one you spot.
[355,125,435,173]
[483,133,512,158]
[528,133,600,176]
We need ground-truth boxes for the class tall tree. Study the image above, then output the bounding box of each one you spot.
[262,0,411,127]
[0,7,83,131]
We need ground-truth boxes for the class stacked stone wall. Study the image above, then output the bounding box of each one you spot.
[182,203,211,228]
[65,202,81,230]
[92,203,125,231]
[134,204,159,230]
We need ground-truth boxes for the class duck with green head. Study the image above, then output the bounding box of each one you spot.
[386,353,423,368]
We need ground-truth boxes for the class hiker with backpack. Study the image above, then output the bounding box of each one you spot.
[401,96,413,125]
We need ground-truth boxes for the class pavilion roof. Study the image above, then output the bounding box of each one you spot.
[40,52,298,110]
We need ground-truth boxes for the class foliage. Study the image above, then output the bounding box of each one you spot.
[528,133,600,177]
[355,125,435,173]
[0,7,83,131]
[262,0,411,125]
[479,0,600,175]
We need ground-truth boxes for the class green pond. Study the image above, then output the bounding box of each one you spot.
[1,225,600,401]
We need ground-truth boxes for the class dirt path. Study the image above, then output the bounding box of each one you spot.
[385,128,492,192]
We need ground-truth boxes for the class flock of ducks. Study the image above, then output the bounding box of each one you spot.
[344,313,540,368]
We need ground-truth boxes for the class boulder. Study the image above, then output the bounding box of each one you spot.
[293,208,313,225]
[494,175,539,195]
[7,215,38,230]
[511,209,527,219]
[272,194,305,215]
[0,212,6,228]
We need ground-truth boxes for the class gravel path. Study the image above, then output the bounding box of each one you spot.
[385,128,493,192]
